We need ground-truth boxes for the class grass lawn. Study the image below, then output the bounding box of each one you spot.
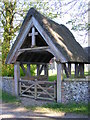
[26,102,90,115]
[49,71,90,81]
[0,90,89,115]
[0,89,20,103]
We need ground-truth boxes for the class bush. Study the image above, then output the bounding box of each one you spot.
[2,64,36,77]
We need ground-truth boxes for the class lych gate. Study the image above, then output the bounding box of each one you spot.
[6,8,89,103]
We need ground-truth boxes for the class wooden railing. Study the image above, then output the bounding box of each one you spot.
[19,79,57,101]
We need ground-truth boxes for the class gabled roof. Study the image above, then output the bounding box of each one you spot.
[84,47,90,63]
[6,8,88,64]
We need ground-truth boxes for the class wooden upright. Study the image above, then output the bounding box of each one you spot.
[56,61,62,103]
[14,62,20,96]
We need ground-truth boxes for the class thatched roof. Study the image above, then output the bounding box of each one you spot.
[84,47,90,63]
[6,8,88,64]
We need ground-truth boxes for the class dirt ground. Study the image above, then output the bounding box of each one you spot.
[0,97,89,120]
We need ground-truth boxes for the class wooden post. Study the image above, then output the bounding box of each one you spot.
[14,62,20,96]
[39,65,44,75]
[63,63,69,78]
[75,63,79,77]
[79,63,84,77]
[27,64,31,76]
[37,64,40,76]
[56,61,62,103]
[54,80,57,100]
[68,63,71,76]
[44,64,48,80]
[35,79,37,99]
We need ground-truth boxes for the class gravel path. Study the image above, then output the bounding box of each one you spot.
[0,97,89,119]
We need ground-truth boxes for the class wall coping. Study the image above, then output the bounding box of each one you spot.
[2,76,90,82]
[63,78,90,82]
[2,76,14,80]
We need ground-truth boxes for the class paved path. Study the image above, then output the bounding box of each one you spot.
[0,102,89,120]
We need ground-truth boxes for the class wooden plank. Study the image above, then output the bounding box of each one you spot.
[75,63,79,77]
[57,62,62,103]
[39,65,44,75]
[35,79,37,99]
[44,64,48,78]
[27,64,31,76]
[20,64,27,76]
[14,62,20,96]
[21,84,34,94]
[19,82,22,95]
[63,63,69,78]
[37,83,54,99]
[18,46,49,53]
[54,80,57,99]
[8,18,33,64]
[37,64,40,76]
[68,63,71,76]
[79,63,84,77]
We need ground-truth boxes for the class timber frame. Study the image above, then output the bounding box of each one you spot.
[6,8,89,103]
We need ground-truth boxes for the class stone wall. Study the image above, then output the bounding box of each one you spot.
[2,77,15,95]
[1,77,90,103]
[61,78,90,103]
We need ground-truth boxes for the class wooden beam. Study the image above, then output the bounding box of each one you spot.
[44,64,48,78]
[8,18,33,64]
[63,63,69,78]
[68,63,71,76]
[20,62,49,65]
[27,64,31,76]
[20,63,28,76]
[39,65,44,75]
[56,61,62,103]
[14,62,20,96]
[37,64,40,76]
[75,63,79,77]
[18,46,49,53]
[79,63,84,77]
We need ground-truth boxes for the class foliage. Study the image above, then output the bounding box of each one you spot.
[0,0,89,76]
[0,0,36,76]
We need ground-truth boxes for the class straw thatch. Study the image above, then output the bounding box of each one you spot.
[6,8,88,64]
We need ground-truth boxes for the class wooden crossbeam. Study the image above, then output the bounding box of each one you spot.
[18,46,49,53]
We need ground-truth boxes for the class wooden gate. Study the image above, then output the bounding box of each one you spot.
[19,79,57,101]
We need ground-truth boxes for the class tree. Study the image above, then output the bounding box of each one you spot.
[0,0,89,76]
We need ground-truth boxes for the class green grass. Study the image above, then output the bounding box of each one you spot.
[43,102,90,115]
[0,89,20,103]
[49,71,90,81]
[26,102,90,115]
[49,74,57,81]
